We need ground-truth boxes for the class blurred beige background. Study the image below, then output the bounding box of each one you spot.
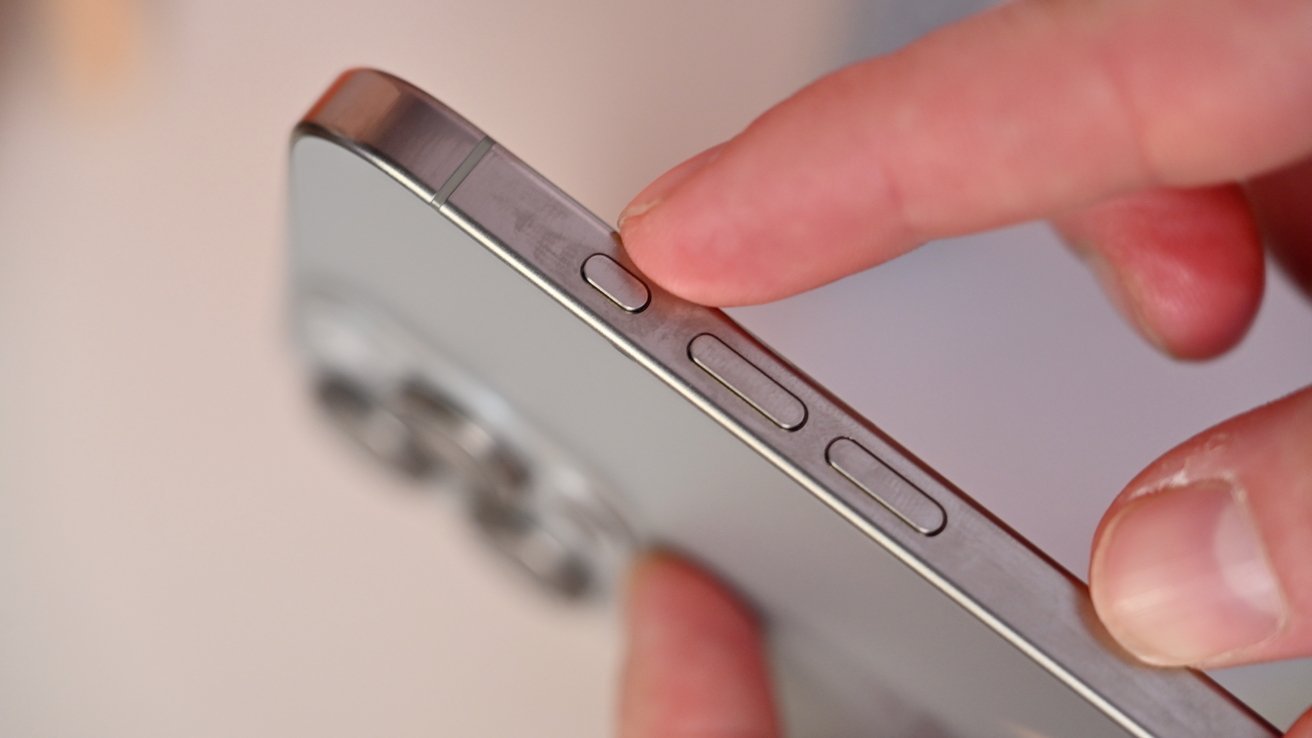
[0,1,897,735]
[3,0,1309,735]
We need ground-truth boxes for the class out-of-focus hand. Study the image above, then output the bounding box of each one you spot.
[619,555,777,738]
[618,0,1312,734]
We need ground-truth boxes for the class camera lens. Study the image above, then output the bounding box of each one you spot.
[315,373,435,478]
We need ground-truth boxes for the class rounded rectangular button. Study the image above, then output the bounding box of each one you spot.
[688,333,807,431]
[826,438,946,535]
[582,253,650,313]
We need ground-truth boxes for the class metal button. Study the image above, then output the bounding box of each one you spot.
[582,253,650,313]
[826,438,946,535]
[688,333,807,431]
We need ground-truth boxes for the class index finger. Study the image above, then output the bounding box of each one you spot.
[619,0,1312,305]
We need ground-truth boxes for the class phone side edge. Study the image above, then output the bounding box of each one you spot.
[291,69,1279,738]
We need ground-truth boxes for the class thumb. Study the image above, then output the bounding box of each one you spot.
[1090,385,1312,668]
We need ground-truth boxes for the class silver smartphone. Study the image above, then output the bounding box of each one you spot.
[287,69,1277,737]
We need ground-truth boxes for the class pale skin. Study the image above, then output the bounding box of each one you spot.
[615,0,1312,735]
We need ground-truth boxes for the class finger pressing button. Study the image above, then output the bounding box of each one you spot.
[582,253,650,313]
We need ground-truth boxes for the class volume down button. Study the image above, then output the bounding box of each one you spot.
[826,438,946,535]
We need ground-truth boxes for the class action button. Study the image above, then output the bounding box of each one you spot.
[826,438,946,535]
[582,253,650,313]
[688,333,807,431]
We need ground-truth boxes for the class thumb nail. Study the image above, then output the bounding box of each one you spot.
[618,143,724,231]
[1091,479,1286,666]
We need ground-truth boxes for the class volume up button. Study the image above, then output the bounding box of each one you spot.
[688,334,807,431]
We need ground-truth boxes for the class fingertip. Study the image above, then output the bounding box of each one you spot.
[618,60,925,306]
[1056,186,1264,360]
[1089,387,1312,669]
[620,551,777,738]
[617,161,735,306]
[624,550,761,639]
[1089,479,1286,667]
[623,550,693,615]
[619,202,737,307]
[618,138,830,308]
[619,143,726,234]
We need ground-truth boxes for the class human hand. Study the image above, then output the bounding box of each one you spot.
[620,555,778,738]
[616,0,1312,733]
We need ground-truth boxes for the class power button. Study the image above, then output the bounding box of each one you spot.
[582,253,650,313]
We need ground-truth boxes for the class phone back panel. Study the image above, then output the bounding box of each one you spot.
[289,118,1273,736]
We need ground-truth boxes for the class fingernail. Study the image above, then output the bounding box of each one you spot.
[1092,479,1286,666]
[618,143,724,231]
[1078,246,1169,353]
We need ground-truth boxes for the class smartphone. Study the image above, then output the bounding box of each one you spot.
[287,69,1277,737]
